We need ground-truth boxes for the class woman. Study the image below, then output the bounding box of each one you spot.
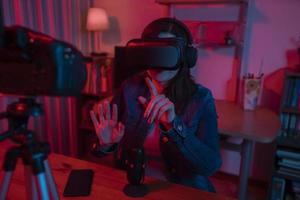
[90,17,221,192]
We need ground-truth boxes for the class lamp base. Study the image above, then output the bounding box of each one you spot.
[123,184,148,197]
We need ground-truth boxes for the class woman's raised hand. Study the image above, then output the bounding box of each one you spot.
[138,77,176,129]
[90,101,125,146]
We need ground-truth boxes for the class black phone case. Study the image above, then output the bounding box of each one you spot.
[63,169,94,197]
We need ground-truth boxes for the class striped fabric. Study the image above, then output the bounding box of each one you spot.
[0,0,95,157]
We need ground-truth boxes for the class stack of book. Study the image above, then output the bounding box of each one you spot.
[279,74,300,139]
[82,62,104,95]
[279,113,300,139]
[82,57,113,95]
[284,76,300,108]
[276,149,300,179]
[292,181,300,199]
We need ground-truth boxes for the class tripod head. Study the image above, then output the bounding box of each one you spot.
[0,97,43,144]
[0,97,59,200]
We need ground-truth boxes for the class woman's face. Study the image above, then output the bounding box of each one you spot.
[146,32,179,87]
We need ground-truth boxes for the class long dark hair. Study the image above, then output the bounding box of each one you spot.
[164,64,197,115]
[142,18,198,114]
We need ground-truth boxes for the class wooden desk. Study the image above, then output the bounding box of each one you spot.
[216,100,280,200]
[0,141,234,200]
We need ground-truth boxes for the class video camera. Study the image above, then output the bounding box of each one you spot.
[0,25,86,96]
[0,22,87,199]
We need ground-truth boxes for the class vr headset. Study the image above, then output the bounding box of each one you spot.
[114,18,198,89]
[117,37,188,71]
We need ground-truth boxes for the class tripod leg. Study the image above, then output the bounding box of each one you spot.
[0,171,13,200]
[22,144,49,200]
[23,141,59,200]
[0,147,19,200]
[24,165,38,200]
[44,160,59,200]
[34,172,50,200]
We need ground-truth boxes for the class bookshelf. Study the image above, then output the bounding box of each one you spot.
[268,71,300,200]
[77,56,114,158]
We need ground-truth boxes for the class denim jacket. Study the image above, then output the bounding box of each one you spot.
[106,72,221,192]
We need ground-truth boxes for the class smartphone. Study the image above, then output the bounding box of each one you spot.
[63,169,94,197]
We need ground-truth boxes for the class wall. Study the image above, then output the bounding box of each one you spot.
[92,0,168,54]
[92,0,300,181]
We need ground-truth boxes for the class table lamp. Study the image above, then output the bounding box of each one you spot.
[86,7,109,56]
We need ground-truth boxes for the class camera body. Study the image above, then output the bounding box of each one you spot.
[0,26,86,96]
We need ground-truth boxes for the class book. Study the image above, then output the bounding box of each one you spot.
[278,160,300,170]
[83,63,92,94]
[276,149,300,160]
[278,166,300,178]
[289,115,297,138]
[270,177,285,200]
[281,158,300,166]
[291,79,300,108]
[285,78,295,107]
[280,113,290,138]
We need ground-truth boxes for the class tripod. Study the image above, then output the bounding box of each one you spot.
[0,98,59,200]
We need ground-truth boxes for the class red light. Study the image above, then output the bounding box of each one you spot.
[16,104,26,111]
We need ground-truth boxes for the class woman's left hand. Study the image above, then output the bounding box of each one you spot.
[138,77,175,130]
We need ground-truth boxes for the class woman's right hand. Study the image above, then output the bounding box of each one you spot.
[90,100,125,146]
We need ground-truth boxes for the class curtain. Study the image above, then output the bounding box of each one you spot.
[0,0,95,157]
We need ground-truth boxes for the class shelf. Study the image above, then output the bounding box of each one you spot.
[277,137,300,150]
[156,0,247,4]
[281,107,300,115]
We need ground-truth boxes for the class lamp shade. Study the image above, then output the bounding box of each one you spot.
[86,8,109,31]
